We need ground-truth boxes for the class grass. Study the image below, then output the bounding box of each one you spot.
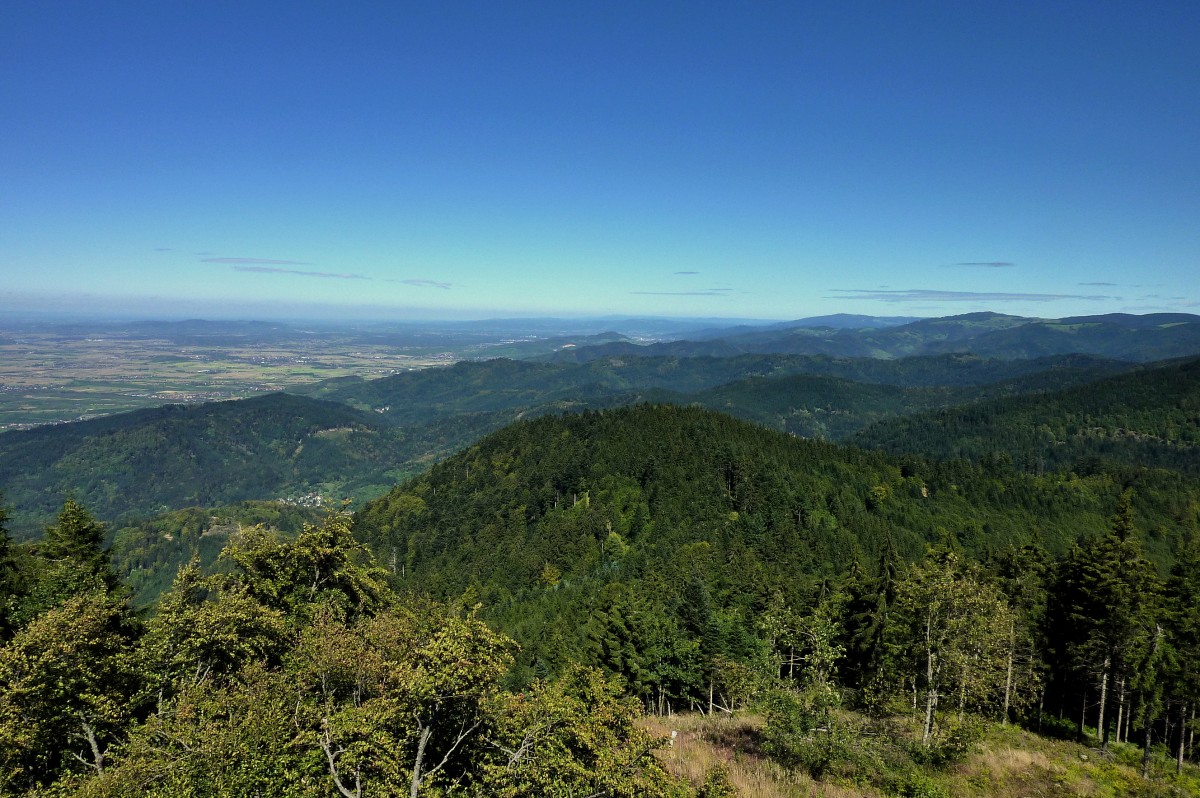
[642,711,1200,798]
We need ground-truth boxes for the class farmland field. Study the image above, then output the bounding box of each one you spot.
[0,320,457,429]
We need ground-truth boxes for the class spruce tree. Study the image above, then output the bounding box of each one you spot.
[1050,493,1161,747]
[42,499,119,590]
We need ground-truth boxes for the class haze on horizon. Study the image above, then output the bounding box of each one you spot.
[3,2,1198,323]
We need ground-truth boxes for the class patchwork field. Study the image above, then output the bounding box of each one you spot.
[0,323,453,429]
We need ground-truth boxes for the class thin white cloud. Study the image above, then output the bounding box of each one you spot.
[830,288,1115,303]
[233,265,368,280]
[630,288,733,296]
[943,262,1017,268]
[390,278,452,289]
[203,257,312,265]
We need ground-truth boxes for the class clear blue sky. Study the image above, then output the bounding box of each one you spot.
[2,1,1198,321]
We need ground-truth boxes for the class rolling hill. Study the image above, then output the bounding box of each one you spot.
[853,355,1200,474]
[543,312,1200,363]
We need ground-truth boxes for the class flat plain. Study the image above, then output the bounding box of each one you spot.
[0,321,455,429]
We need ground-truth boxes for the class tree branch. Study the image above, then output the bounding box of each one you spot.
[76,713,106,774]
[319,722,362,798]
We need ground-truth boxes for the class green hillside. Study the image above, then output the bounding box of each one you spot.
[0,393,412,538]
[354,404,1194,679]
[854,356,1200,474]
[544,312,1200,363]
[0,351,1149,539]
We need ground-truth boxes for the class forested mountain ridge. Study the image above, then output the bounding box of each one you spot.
[354,404,1196,679]
[542,311,1200,363]
[0,349,1157,538]
[854,355,1200,474]
[0,392,412,538]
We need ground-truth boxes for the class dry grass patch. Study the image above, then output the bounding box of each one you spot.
[642,713,884,798]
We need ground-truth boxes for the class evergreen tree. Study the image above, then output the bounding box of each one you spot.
[0,501,19,640]
[990,542,1051,725]
[1049,494,1161,746]
[9,500,122,629]
[1164,527,1200,771]
[42,499,117,586]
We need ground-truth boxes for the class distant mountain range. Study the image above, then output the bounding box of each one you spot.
[3,311,1199,541]
[544,312,1200,362]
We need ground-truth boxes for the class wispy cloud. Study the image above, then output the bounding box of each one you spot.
[388,278,452,289]
[153,247,172,252]
[674,270,700,275]
[204,257,311,265]
[943,262,1016,268]
[630,288,732,297]
[830,288,1115,303]
[1079,281,1119,286]
[233,265,368,280]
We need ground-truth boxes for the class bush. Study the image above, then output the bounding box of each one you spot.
[909,718,984,768]
[698,766,736,798]
[890,770,950,798]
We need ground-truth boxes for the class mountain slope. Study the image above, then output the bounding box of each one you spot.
[0,392,411,537]
[543,312,1200,363]
[353,404,1191,681]
[0,351,1145,537]
[854,356,1200,474]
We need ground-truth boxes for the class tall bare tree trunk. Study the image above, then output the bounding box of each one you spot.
[923,686,937,746]
[1002,618,1015,726]
[1178,702,1187,776]
[923,612,937,746]
[1115,678,1126,743]
[1098,656,1110,749]
[1190,705,1196,761]
[1142,717,1154,780]
[411,724,433,798]
[1079,685,1088,742]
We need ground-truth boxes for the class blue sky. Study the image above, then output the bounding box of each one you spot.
[2,1,1198,321]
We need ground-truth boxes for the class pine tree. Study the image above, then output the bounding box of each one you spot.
[42,499,119,590]
[1050,493,1161,747]
[1164,527,1200,772]
[0,502,18,640]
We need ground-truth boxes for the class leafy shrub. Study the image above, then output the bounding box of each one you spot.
[697,766,736,798]
[909,718,984,768]
[890,769,950,798]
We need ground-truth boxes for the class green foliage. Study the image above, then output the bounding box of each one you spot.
[0,591,140,793]
[0,393,411,536]
[761,688,856,778]
[697,766,736,798]
[220,513,391,624]
[109,501,324,608]
[478,666,687,797]
[41,500,112,577]
[355,403,1188,713]
[1047,498,1162,743]
[906,717,985,768]
[15,505,688,797]
[889,550,1015,742]
[856,356,1200,476]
